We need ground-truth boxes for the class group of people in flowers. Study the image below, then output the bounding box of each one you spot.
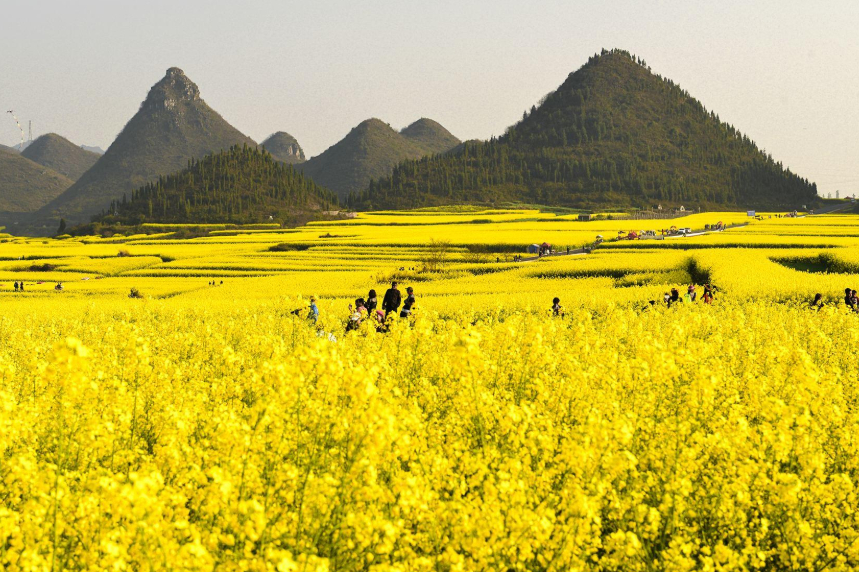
[11,281,64,292]
[808,288,859,311]
[662,284,715,307]
[298,280,417,333]
[549,283,716,316]
[345,281,417,332]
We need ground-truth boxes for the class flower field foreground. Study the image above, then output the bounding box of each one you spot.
[2,299,859,571]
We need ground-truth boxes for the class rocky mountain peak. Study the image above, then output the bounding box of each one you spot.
[261,132,306,164]
[143,67,202,111]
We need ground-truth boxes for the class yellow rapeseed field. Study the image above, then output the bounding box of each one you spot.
[2,209,859,570]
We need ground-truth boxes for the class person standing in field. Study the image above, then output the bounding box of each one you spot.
[365,289,378,313]
[668,288,680,307]
[308,296,319,324]
[382,281,401,317]
[702,284,714,304]
[552,297,564,316]
[400,287,416,318]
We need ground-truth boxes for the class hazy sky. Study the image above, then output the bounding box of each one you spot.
[1,0,857,196]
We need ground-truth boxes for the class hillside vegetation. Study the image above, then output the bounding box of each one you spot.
[300,118,460,200]
[87,145,338,227]
[348,50,816,211]
[21,133,100,180]
[0,149,73,213]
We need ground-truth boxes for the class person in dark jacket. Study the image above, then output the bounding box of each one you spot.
[668,288,680,308]
[400,287,416,318]
[366,289,378,312]
[382,281,401,317]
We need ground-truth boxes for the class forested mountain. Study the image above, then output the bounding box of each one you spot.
[0,149,73,213]
[32,67,257,228]
[89,145,338,226]
[348,49,817,211]
[300,118,460,200]
[21,133,100,180]
[261,132,305,164]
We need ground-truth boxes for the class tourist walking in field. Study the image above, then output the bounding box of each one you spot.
[702,284,714,304]
[382,281,401,317]
[346,298,367,331]
[373,310,388,333]
[846,288,858,311]
[365,289,378,312]
[400,287,416,318]
[668,288,680,307]
[809,293,824,310]
[308,296,319,324]
[13,281,18,291]
[687,284,697,302]
[552,297,564,316]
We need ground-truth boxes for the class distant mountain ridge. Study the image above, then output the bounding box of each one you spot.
[261,132,305,164]
[30,67,257,228]
[348,49,816,211]
[21,133,100,181]
[299,118,460,200]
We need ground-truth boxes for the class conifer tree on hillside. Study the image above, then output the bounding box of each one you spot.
[93,145,338,226]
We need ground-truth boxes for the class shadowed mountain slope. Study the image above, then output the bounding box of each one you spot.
[21,133,100,181]
[299,118,460,200]
[0,150,73,213]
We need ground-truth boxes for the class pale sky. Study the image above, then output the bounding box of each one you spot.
[1,0,857,196]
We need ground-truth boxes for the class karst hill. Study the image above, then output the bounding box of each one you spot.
[348,49,816,211]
